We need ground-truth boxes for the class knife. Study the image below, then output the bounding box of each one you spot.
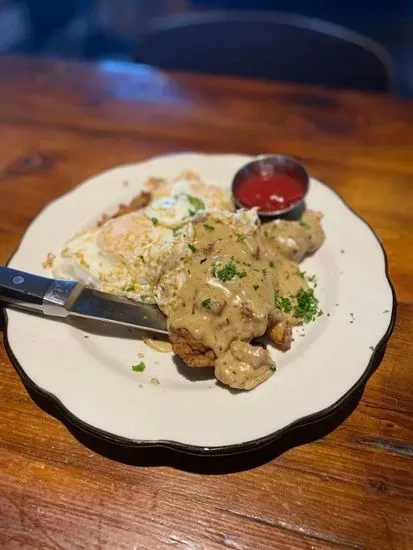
[0,266,168,335]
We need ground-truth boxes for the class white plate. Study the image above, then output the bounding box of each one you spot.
[4,153,395,455]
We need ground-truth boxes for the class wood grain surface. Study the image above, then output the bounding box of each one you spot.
[0,56,412,550]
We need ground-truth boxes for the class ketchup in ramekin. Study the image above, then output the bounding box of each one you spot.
[232,155,309,217]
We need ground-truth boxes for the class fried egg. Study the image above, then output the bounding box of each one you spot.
[144,173,234,212]
[51,173,236,306]
[52,205,199,303]
[144,193,204,229]
[53,210,193,302]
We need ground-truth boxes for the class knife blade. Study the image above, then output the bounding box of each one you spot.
[0,266,168,335]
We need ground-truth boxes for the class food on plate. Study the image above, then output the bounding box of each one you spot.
[96,191,151,226]
[49,170,325,391]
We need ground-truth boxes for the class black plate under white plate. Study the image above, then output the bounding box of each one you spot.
[3,153,396,456]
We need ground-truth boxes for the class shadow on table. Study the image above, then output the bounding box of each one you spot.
[24,345,386,474]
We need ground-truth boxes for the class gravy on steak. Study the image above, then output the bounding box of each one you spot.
[167,211,325,390]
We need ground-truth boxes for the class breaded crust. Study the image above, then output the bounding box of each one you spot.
[266,320,293,351]
[169,327,216,368]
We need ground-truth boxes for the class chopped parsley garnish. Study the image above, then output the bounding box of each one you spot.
[236,234,246,242]
[173,227,183,237]
[274,293,293,313]
[132,361,145,372]
[253,284,259,291]
[307,274,317,284]
[299,220,310,228]
[275,288,321,322]
[140,294,153,302]
[139,255,145,263]
[203,223,215,232]
[123,284,136,292]
[187,195,205,213]
[212,260,247,282]
[188,243,197,253]
[293,288,321,323]
[151,217,158,226]
[296,269,306,279]
[202,298,212,309]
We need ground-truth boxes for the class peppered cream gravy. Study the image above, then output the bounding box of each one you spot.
[167,211,325,390]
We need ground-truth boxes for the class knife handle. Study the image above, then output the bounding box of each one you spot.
[0,266,78,316]
[0,266,54,306]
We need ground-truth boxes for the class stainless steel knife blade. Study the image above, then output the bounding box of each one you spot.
[0,266,168,335]
[68,287,168,334]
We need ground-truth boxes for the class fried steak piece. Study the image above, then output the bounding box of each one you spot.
[266,320,293,351]
[169,319,292,370]
[169,327,216,368]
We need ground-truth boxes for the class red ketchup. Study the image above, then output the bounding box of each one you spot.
[235,172,305,212]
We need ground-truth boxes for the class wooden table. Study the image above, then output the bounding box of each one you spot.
[0,55,412,550]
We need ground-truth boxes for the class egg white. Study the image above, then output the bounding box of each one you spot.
[144,194,203,229]
[51,174,238,306]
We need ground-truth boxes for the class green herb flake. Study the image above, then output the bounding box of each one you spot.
[212,259,247,282]
[139,255,145,263]
[296,269,306,279]
[202,298,212,309]
[269,261,274,268]
[140,294,153,303]
[188,243,197,253]
[123,284,137,292]
[307,274,317,284]
[173,227,182,237]
[187,194,205,212]
[132,361,146,372]
[293,288,321,323]
[203,223,215,232]
[151,217,158,226]
[299,220,310,228]
[253,284,259,291]
[274,293,293,313]
[236,234,247,242]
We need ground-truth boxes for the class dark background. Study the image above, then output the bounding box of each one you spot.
[0,0,412,96]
